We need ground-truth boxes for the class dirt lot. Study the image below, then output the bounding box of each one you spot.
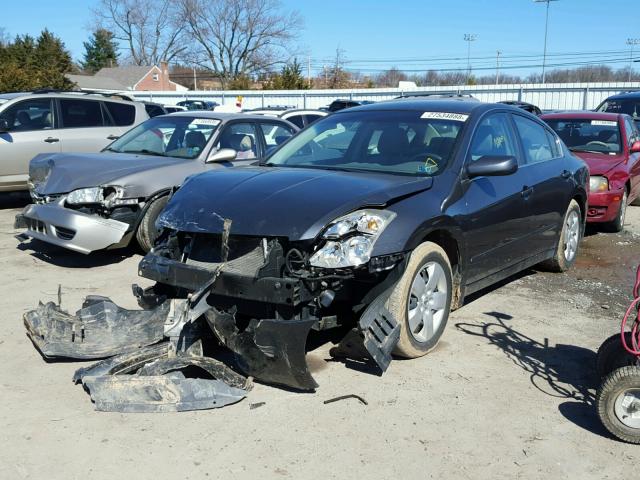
[1,191,639,480]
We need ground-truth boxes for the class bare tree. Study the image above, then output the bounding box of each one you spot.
[93,0,187,65]
[376,67,408,88]
[0,27,9,47]
[180,0,302,87]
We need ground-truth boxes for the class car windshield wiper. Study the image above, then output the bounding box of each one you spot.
[569,147,605,154]
[103,147,120,153]
[121,149,166,157]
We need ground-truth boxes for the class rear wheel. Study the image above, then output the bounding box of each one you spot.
[596,366,640,444]
[540,199,581,272]
[605,190,627,233]
[136,195,169,253]
[596,332,638,378]
[387,242,453,358]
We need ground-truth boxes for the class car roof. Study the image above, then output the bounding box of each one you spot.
[163,111,293,122]
[540,111,622,121]
[0,91,138,105]
[342,98,498,115]
[604,91,640,100]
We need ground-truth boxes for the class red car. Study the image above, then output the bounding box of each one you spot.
[542,112,640,231]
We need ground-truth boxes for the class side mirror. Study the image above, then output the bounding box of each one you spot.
[630,141,640,154]
[206,148,237,163]
[467,155,518,178]
[0,119,9,133]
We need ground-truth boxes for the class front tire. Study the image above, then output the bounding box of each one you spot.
[605,190,627,233]
[596,366,640,444]
[540,199,581,272]
[136,195,169,253]
[387,242,453,358]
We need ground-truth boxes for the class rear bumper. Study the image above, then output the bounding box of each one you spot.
[14,199,130,254]
[586,190,624,223]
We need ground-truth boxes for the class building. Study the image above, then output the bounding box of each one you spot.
[68,62,187,92]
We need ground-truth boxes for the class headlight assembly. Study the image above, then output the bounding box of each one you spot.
[589,176,609,193]
[66,187,104,205]
[309,209,395,268]
[66,186,138,207]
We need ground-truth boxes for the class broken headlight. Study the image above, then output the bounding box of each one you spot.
[66,186,138,207]
[309,209,396,268]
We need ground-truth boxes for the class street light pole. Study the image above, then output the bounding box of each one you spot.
[495,50,502,85]
[627,39,640,83]
[534,0,559,84]
[464,34,477,84]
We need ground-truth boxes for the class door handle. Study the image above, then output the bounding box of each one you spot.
[107,135,120,140]
[44,137,59,143]
[560,170,571,179]
[521,186,534,199]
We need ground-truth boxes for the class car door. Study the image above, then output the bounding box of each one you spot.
[459,112,533,283]
[55,98,121,153]
[0,97,60,189]
[623,115,640,201]
[512,113,570,255]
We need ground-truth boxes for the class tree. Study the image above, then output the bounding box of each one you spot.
[376,67,408,88]
[81,29,119,72]
[0,30,74,92]
[93,0,187,65]
[180,0,302,88]
[263,58,309,89]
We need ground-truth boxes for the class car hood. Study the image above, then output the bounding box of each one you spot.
[571,151,625,176]
[30,152,188,195]
[158,166,433,240]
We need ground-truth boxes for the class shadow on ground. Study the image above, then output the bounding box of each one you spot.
[456,311,611,440]
[0,191,30,210]
[17,238,138,268]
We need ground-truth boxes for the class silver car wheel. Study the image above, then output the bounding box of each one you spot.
[407,262,448,343]
[563,210,580,262]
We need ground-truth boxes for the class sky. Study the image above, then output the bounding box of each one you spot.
[1,0,639,77]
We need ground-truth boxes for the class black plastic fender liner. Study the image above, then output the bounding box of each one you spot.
[24,296,169,360]
[204,308,318,391]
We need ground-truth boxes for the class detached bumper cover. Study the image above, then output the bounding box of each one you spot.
[15,199,129,254]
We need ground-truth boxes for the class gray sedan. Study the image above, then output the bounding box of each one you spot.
[15,112,298,253]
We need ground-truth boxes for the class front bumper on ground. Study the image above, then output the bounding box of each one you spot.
[587,190,624,223]
[14,197,130,254]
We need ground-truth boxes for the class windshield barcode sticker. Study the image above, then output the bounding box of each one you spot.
[591,120,617,126]
[421,112,469,122]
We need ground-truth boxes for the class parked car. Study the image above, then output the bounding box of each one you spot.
[164,105,187,114]
[177,100,219,111]
[142,102,168,118]
[499,100,542,116]
[0,92,149,192]
[327,99,375,112]
[14,112,298,253]
[596,91,640,125]
[246,107,328,129]
[542,111,640,231]
[135,98,588,389]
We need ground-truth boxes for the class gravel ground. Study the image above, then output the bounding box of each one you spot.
[1,191,639,480]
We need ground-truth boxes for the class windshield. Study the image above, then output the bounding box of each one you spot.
[545,118,622,154]
[106,116,220,159]
[265,110,465,176]
[597,98,640,121]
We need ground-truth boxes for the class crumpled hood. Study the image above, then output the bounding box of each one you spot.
[30,152,188,195]
[158,166,432,240]
[572,151,625,176]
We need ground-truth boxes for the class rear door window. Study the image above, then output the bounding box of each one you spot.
[0,98,54,132]
[59,99,104,128]
[285,114,305,129]
[104,102,136,126]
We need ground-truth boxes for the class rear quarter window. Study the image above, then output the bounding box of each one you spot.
[104,102,136,126]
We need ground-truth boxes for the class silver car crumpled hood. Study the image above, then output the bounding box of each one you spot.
[29,152,187,196]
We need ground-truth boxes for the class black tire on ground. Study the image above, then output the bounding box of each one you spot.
[539,199,582,272]
[136,195,169,253]
[604,190,627,233]
[596,366,640,444]
[631,195,640,207]
[596,332,639,378]
[387,242,453,358]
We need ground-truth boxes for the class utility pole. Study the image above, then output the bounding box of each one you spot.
[534,0,559,84]
[307,55,312,88]
[627,39,640,83]
[495,50,502,85]
[193,66,197,91]
[464,34,477,84]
